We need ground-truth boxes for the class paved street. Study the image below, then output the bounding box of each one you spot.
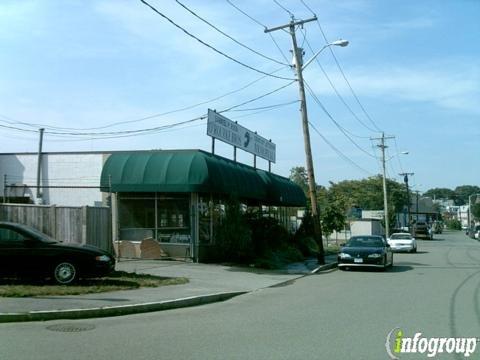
[1,230,479,360]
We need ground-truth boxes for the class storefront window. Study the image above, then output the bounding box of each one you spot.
[119,197,155,241]
[118,193,191,244]
[156,196,190,244]
[199,196,224,245]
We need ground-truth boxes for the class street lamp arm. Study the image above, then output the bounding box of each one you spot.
[301,39,349,70]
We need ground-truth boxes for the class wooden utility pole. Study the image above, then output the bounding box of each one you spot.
[265,17,326,264]
[371,133,395,238]
[399,172,414,230]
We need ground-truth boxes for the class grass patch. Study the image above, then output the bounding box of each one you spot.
[0,271,189,297]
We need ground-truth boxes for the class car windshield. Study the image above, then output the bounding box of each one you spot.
[346,237,384,248]
[390,234,412,240]
[22,226,58,244]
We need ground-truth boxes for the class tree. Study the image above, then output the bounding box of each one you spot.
[424,188,456,201]
[320,203,346,237]
[289,167,308,195]
[472,203,480,221]
[454,185,480,205]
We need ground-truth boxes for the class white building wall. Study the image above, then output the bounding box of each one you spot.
[0,153,107,207]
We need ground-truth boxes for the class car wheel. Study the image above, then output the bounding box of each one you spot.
[53,261,78,285]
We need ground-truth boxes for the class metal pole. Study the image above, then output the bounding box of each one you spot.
[36,128,45,202]
[234,146,237,162]
[416,191,419,222]
[3,174,6,204]
[211,137,215,155]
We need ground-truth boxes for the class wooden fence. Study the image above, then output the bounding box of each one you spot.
[0,203,113,253]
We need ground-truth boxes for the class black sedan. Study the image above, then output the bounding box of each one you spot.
[338,235,393,270]
[0,222,115,284]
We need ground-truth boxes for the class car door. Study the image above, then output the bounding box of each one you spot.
[0,225,29,276]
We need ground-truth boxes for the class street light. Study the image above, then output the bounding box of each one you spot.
[266,17,349,264]
[301,39,349,70]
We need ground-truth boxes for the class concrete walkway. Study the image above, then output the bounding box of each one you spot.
[0,255,337,323]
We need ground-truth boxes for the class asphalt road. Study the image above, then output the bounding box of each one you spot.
[1,230,479,360]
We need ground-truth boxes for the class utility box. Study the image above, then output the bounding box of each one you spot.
[350,219,385,237]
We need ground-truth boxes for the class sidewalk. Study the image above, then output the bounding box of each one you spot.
[0,255,337,323]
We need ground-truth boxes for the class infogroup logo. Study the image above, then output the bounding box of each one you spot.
[385,327,479,359]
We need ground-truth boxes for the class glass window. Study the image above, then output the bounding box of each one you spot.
[119,199,155,228]
[0,227,27,242]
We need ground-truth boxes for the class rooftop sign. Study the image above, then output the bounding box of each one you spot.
[207,109,276,163]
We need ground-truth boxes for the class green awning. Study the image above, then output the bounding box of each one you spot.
[100,150,306,207]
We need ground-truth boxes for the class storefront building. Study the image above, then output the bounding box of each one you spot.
[101,149,305,262]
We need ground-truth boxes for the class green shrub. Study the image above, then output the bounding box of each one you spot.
[247,216,291,255]
[214,199,252,263]
[297,236,319,256]
[446,219,462,230]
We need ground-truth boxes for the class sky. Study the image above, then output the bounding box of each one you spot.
[0,0,479,192]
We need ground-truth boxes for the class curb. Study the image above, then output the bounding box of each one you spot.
[310,262,338,274]
[0,291,247,323]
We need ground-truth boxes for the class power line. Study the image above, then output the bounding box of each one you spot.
[393,137,405,174]
[220,80,295,112]
[309,121,373,176]
[299,0,383,132]
[299,0,316,16]
[227,100,299,112]
[314,18,383,132]
[272,0,295,18]
[34,81,296,140]
[175,0,288,66]
[302,37,378,134]
[139,0,294,81]
[0,66,288,132]
[304,81,377,159]
[224,0,291,63]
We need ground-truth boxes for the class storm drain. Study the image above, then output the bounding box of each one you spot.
[46,323,96,332]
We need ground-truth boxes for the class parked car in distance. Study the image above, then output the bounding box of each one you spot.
[387,233,417,253]
[0,222,115,284]
[338,235,393,270]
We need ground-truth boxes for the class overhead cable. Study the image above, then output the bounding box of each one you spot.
[175,0,288,66]
[304,81,377,159]
[140,0,294,81]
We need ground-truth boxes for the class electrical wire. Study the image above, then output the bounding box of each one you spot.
[309,121,373,176]
[0,66,289,132]
[224,0,291,63]
[304,81,377,159]
[298,0,383,132]
[33,81,296,140]
[393,137,405,174]
[273,0,295,18]
[175,0,288,66]
[303,37,377,135]
[227,100,299,112]
[315,20,383,132]
[220,80,295,112]
[140,0,294,81]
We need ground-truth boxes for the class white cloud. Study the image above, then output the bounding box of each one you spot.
[306,59,480,114]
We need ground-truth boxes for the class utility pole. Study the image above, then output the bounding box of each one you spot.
[36,128,45,204]
[371,133,395,239]
[399,172,414,230]
[265,16,326,264]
